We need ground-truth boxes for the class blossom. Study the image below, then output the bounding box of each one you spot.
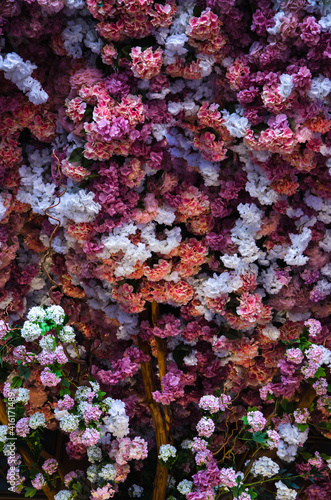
[251,457,280,478]
[29,413,46,430]
[246,410,266,433]
[275,481,297,500]
[196,417,215,438]
[158,444,176,462]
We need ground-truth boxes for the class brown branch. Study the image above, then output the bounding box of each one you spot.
[138,336,169,500]
[152,301,172,445]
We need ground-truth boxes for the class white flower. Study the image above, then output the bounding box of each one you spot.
[0,425,7,443]
[129,484,144,498]
[0,52,48,104]
[308,75,331,102]
[181,439,193,449]
[87,446,102,463]
[261,324,280,341]
[58,326,76,343]
[251,457,280,478]
[54,490,73,500]
[16,388,30,405]
[45,305,66,324]
[21,321,42,341]
[158,444,177,462]
[278,74,293,98]
[222,110,249,138]
[29,413,46,430]
[59,415,80,433]
[87,465,98,482]
[177,480,193,494]
[284,228,312,266]
[75,386,92,402]
[27,307,46,323]
[278,423,309,446]
[98,463,117,481]
[39,335,57,352]
[275,480,297,500]
[52,189,101,224]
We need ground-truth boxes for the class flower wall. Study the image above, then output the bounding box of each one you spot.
[0,0,331,499]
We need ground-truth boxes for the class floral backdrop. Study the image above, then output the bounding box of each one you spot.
[0,0,331,499]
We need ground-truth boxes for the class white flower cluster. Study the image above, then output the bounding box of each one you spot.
[87,464,98,482]
[251,457,280,478]
[54,491,73,500]
[284,227,312,266]
[62,17,102,59]
[158,444,177,462]
[222,110,250,138]
[277,423,309,463]
[59,414,80,433]
[75,386,92,402]
[231,203,265,263]
[278,74,293,98]
[177,480,193,494]
[39,335,56,352]
[308,75,331,102]
[45,305,66,324]
[0,193,9,222]
[58,325,76,343]
[27,306,47,323]
[275,480,297,500]
[103,398,129,439]
[87,446,102,463]
[16,388,30,405]
[17,148,56,216]
[98,463,117,481]
[0,425,7,443]
[21,322,42,342]
[51,187,101,225]
[129,484,144,498]
[261,323,281,341]
[101,222,181,278]
[0,52,48,104]
[29,412,46,429]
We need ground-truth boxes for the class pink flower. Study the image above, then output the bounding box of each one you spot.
[31,473,46,490]
[246,410,266,433]
[196,417,215,438]
[83,404,102,424]
[199,395,220,413]
[40,368,61,387]
[286,348,304,364]
[81,428,101,447]
[16,418,30,438]
[42,459,58,475]
[130,47,163,80]
[304,319,322,338]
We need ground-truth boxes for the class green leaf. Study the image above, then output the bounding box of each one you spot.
[25,487,37,498]
[59,388,71,397]
[69,147,84,163]
[252,431,267,444]
[18,365,31,380]
[61,377,70,387]
[11,376,23,388]
[314,367,326,379]
[297,423,308,432]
